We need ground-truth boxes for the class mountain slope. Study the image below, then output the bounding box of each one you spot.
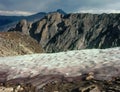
[0,12,46,32]
[12,13,120,52]
[0,9,66,32]
[0,32,44,56]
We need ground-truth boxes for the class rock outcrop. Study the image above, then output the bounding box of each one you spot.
[0,9,66,32]
[0,12,46,32]
[11,13,120,52]
[8,19,32,35]
[0,75,120,92]
[0,32,44,56]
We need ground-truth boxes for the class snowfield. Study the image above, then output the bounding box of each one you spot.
[0,47,120,81]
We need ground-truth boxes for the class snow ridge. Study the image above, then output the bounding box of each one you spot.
[0,47,120,80]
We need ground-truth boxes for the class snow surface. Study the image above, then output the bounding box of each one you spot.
[0,47,120,80]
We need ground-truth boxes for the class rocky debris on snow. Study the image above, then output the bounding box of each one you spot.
[0,75,120,92]
[0,47,120,91]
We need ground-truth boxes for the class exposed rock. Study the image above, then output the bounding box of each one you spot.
[0,32,44,56]
[0,87,13,92]
[0,12,46,32]
[30,13,63,46]
[15,19,32,35]
[0,75,120,92]
[8,19,32,35]
[12,13,120,52]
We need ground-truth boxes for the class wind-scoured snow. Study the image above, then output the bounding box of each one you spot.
[0,47,120,81]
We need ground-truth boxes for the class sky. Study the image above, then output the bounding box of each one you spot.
[0,0,120,16]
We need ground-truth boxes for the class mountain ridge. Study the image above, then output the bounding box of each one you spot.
[9,13,120,52]
[0,9,66,32]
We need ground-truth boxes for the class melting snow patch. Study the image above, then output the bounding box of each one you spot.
[0,47,120,80]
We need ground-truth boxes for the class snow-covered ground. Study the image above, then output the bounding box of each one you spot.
[0,47,120,81]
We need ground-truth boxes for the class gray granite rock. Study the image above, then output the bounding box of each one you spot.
[11,13,120,52]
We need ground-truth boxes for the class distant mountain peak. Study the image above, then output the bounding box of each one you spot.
[56,9,66,15]
[34,12,47,15]
[48,9,66,15]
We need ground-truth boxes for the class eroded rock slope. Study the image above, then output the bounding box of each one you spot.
[0,32,44,56]
[11,13,120,52]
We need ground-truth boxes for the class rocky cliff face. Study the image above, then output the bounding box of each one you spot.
[0,12,46,32]
[8,19,32,35]
[11,13,120,52]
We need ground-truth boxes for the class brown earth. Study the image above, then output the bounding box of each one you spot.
[0,31,44,56]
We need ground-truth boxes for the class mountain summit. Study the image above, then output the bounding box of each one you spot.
[56,9,67,15]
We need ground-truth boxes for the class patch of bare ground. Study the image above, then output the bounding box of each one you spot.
[0,32,44,56]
